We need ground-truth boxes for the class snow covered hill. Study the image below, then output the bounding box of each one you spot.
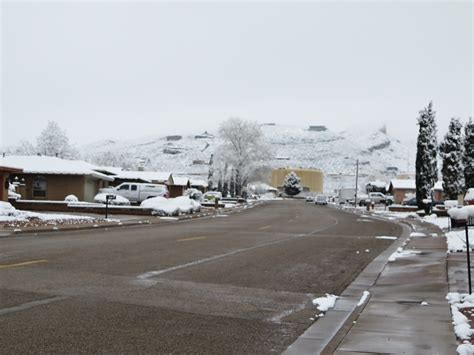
[82,124,415,192]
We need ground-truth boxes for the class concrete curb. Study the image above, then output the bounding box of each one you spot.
[284,214,412,355]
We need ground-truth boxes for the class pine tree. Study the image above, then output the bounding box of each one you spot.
[464,118,474,188]
[439,118,464,199]
[415,101,438,208]
[283,171,302,196]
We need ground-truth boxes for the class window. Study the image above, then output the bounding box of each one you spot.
[131,185,137,191]
[118,184,129,191]
[33,177,47,198]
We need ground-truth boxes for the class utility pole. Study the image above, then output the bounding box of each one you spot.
[354,159,359,207]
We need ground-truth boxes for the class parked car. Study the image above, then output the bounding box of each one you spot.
[100,183,169,203]
[402,197,418,206]
[305,195,314,202]
[203,191,223,201]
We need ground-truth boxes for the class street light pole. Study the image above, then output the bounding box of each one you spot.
[354,159,359,207]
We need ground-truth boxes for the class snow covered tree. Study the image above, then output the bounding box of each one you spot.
[216,117,271,196]
[415,101,438,208]
[283,171,302,196]
[37,121,78,159]
[14,140,37,155]
[464,118,474,188]
[439,118,464,199]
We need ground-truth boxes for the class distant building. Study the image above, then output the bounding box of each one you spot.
[387,179,416,204]
[271,168,324,193]
[308,125,328,132]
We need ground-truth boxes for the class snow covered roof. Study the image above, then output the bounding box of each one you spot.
[172,176,190,186]
[367,180,387,188]
[389,179,416,190]
[190,179,208,188]
[0,155,114,181]
[112,170,171,183]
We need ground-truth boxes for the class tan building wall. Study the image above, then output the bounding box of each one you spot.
[392,188,416,204]
[271,168,324,193]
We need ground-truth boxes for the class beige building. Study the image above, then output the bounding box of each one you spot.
[271,168,324,193]
[0,155,114,202]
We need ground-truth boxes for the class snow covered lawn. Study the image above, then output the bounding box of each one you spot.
[447,293,474,354]
[0,201,107,228]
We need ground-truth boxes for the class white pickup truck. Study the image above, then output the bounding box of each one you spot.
[100,183,169,203]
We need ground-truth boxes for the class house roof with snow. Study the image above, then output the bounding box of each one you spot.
[433,181,443,191]
[112,170,172,183]
[171,176,190,186]
[190,179,208,188]
[0,155,114,181]
[389,179,416,190]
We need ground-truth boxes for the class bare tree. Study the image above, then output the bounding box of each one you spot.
[37,121,78,158]
[216,117,271,196]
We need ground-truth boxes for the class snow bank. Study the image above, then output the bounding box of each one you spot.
[447,292,474,353]
[423,214,450,230]
[94,193,130,206]
[449,206,474,221]
[141,196,200,216]
[357,291,370,307]
[64,194,79,202]
[446,230,474,253]
[0,201,95,223]
[312,294,339,312]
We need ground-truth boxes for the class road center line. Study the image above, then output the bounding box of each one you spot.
[137,216,339,280]
[257,225,271,230]
[0,296,68,316]
[0,260,48,270]
[177,236,208,242]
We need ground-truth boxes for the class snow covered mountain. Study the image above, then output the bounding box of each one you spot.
[82,124,415,192]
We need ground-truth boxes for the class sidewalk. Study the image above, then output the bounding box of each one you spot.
[286,216,457,354]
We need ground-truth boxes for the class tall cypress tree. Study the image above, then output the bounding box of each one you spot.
[464,118,474,188]
[415,101,438,208]
[439,118,464,199]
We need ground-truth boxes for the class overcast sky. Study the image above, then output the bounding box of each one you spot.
[1,1,472,148]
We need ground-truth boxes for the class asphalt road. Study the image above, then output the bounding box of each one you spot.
[0,201,402,354]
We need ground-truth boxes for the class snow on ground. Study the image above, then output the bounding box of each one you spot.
[446,229,474,253]
[141,196,200,216]
[375,236,398,240]
[312,294,339,312]
[423,214,450,230]
[388,247,422,262]
[447,293,474,354]
[0,201,97,225]
[449,206,474,221]
[357,291,371,307]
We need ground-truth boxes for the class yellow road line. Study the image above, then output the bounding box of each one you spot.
[0,260,48,270]
[177,236,208,242]
[258,225,271,230]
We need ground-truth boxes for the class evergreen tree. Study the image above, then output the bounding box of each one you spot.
[439,118,464,199]
[464,118,474,188]
[283,171,302,196]
[415,101,438,208]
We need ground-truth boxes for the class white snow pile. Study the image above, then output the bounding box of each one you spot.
[0,201,94,223]
[388,247,422,262]
[465,189,474,203]
[357,291,371,307]
[449,206,474,221]
[410,232,426,237]
[94,193,130,206]
[375,236,398,240]
[447,293,474,354]
[446,200,460,209]
[141,196,200,216]
[423,214,449,230]
[257,192,282,201]
[64,194,79,203]
[446,229,474,253]
[312,294,339,312]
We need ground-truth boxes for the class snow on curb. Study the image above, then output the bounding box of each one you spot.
[357,291,370,307]
[312,294,339,317]
[447,293,474,354]
[388,247,421,262]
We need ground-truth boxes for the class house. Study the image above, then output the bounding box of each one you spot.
[169,176,190,198]
[0,165,23,202]
[433,181,444,201]
[0,155,114,202]
[189,179,208,193]
[388,179,416,204]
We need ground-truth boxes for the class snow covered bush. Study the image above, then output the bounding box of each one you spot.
[0,201,17,216]
[440,118,465,199]
[283,171,302,196]
[448,206,474,220]
[94,193,130,206]
[184,188,203,201]
[416,101,438,208]
[464,118,474,188]
[64,194,79,203]
[141,196,200,216]
[8,183,21,201]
